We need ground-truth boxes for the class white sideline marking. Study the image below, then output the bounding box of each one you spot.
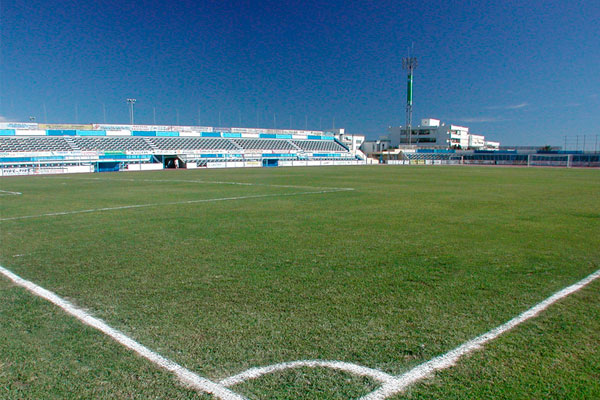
[219,360,397,387]
[75,176,354,191]
[0,188,352,222]
[0,189,22,195]
[0,265,246,400]
[360,268,600,399]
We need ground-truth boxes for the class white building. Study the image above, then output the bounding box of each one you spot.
[331,128,367,157]
[360,139,391,154]
[386,118,499,150]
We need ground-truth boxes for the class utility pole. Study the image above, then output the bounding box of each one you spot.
[126,99,136,125]
[402,51,417,147]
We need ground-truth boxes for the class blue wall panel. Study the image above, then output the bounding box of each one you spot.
[0,129,15,136]
[199,154,224,158]
[222,133,242,138]
[156,131,179,137]
[0,156,67,162]
[98,162,120,172]
[263,153,295,158]
[201,132,221,138]
[313,153,341,158]
[76,130,106,136]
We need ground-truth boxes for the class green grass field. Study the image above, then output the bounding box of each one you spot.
[1,166,599,399]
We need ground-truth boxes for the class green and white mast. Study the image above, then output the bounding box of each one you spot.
[402,51,417,146]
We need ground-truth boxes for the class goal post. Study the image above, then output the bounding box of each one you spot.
[528,153,572,167]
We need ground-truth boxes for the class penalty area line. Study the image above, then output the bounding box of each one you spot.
[71,176,354,191]
[0,189,22,195]
[0,265,246,400]
[0,188,353,222]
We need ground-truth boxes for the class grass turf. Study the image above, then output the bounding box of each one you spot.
[0,165,599,399]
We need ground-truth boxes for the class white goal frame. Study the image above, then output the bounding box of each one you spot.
[527,153,572,167]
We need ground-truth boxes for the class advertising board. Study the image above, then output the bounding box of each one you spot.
[0,123,37,130]
[39,124,93,130]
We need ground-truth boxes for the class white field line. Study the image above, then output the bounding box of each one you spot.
[0,189,22,195]
[219,360,397,387]
[73,176,354,191]
[359,267,600,399]
[1,264,598,399]
[214,268,600,397]
[0,265,246,400]
[0,188,352,222]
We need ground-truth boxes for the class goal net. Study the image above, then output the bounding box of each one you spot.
[528,154,570,167]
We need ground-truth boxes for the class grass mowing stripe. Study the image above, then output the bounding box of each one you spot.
[0,264,246,400]
[360,267,600,399]
[0,188,353,221]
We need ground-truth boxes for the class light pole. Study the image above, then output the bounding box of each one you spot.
[127,98,136,125]
[402,56,417,147]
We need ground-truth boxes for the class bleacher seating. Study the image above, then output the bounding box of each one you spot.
[0,126,360,175]
[0,137,73,152]
[150,137,237,151]
[71,137,153,151]
[292,140,346,152]
[232,139,295,150]
[0,136,349,156]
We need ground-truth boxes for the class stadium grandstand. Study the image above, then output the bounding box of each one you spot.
[0,122,367,176]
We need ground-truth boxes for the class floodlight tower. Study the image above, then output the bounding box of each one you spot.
[127,98,136,125]
[402,56,417,146]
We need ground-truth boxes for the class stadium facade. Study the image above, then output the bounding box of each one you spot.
[385,118,500,149]
[0,122,368,176]
[360,119,599,167]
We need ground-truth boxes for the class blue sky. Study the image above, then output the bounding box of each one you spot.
[1,0,599,145]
